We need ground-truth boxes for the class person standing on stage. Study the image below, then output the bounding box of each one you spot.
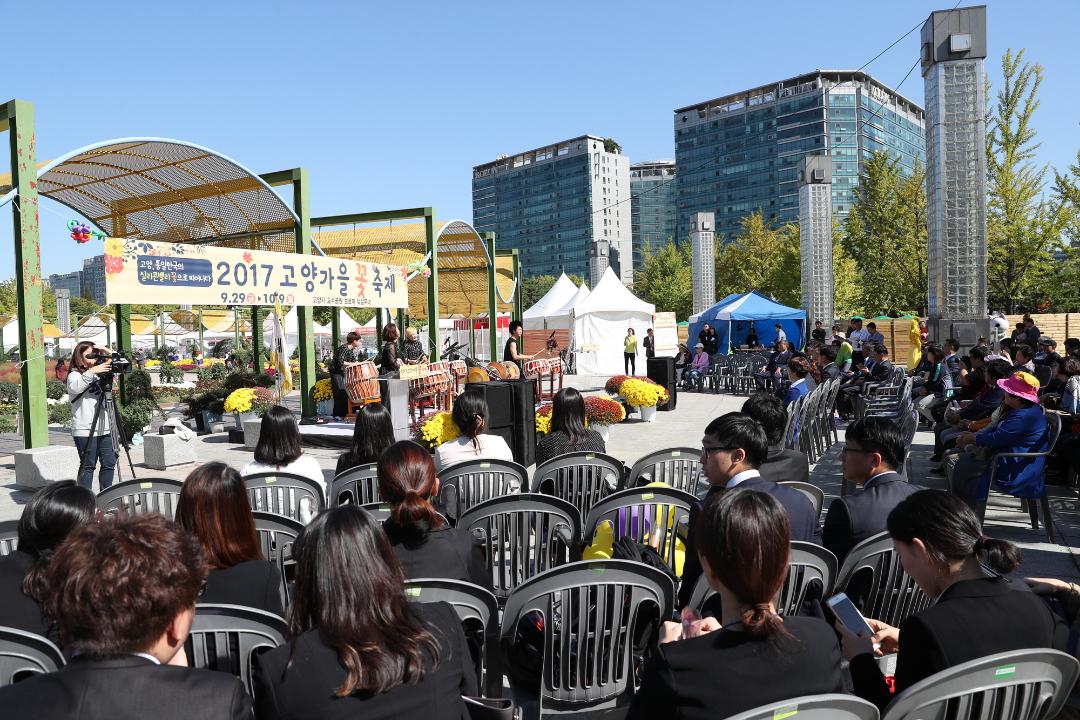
[401,327,428,365]
[504,320,534,371]
[624,328,639,375]
[644,328,656,360]
[330,331,362,421]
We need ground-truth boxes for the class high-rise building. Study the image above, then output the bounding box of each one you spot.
[82,255,106,304]
[798,156,834,326]
[55,290,72,334]
[630,160,677,271]
[472,135,633,284]
[46,270,83,298]
[674,70,925,242]
[689,212,716,314]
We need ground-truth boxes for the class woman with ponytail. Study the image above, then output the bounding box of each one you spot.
[378,440,492,590]
[433,389,513,472]
[840,489,1068,711]
[629,489,843,720]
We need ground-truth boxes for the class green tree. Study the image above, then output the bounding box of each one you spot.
[833,224,861,320]
[1044,150,1080,311]
[714,211,801,307]
[633,240,693,319]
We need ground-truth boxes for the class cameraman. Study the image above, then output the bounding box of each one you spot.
[67,341,117,491]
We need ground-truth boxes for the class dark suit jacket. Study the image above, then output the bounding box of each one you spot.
[821,472,919,563]
[851,576,1070,711]
[253,602,474,720]
[202,560,285,617]
[384,520,493,591]
[759,445,810,485]
[628,616,844,720]
[0,655,251,720]
[820,363,842,381]
[0,550,49,637]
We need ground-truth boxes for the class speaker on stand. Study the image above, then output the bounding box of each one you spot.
[647,357,677,411]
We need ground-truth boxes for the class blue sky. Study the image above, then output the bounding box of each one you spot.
[2,0,1078,281]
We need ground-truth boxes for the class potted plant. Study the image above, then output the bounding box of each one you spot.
[224,387,260,430]
[241,387,278,448]
[620,378,668,423]
[415,411,460,452]
[584,395,626,442]
[311,377,334,416]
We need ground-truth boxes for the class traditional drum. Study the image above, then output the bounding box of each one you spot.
[523,358,547,379]
[344,362,381,405]
[467,366,491,384]
[487,361,521,380]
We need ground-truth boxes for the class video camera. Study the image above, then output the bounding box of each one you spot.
[88,350,133,375]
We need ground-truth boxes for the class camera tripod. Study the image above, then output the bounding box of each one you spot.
[78,377,138,483]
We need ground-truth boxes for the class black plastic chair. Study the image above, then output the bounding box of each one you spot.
[0,520,18,557]
[625,448,703,494]
[329,463,379,507]
[835,531,931,628]
[244,471,325,521]
[728,694,879,720]
[0,626,65,686]
[778,480,826,519]
[531,451,625,520]
[499,560,675,720]
[405,578,502,698]
[982,411,1061,542]
[582,486,694,580]
[187,604,287,695]
[251,511,303,604]
[358,501,393,523]
[96,477,184,517]
[437,459,528,523]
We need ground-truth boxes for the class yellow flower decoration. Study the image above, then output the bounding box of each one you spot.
[311,377,333,402]
[621,378,669,408]
[223,388,257,414]
[105,238,125,257]
[419,411,461,449]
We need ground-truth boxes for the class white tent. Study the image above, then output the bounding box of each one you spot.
[570,267,655,375]
[545,283,591,330]
[523,274,577,330]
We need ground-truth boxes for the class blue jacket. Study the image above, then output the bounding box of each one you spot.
[975,404,1050,498]
[784,379,810,407]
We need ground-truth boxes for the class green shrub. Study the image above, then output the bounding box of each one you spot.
[46,380,67,400]
[197,363,230,383]
[124,370,155,403]
[119,398,157,439]
[159,363,183,384]
[0,381,18,404]
[48,402,72,425]
[223,372,257,394]
[0,415,16,433]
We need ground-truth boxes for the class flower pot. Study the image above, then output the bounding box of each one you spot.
[233,412,257,431]
[639,405,658,423]
[243,418,263,449]
[317,399,332,417]
[594,424,612,443]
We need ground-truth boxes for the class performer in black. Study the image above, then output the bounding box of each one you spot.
[504,320,534,371]
[330,331,362,420]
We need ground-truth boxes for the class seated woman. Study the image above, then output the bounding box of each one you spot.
[840,490,1068,711]
[535,388,606,467]
[782,356,812,407]
[243,405,328,508]
[335,402,395,476]
[175,462,285,616]
[378,440,491,589]
[0,481,95,637]
[433,389,514,472]
[252,505,476,720]
[673,344,692,382]
[629,489,844,720]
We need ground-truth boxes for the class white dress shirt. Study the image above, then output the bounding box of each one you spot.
[725,468,762,490]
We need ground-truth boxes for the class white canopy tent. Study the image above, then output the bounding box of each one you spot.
[523,274,577,330]
[569,267,655,375]
[545,283,591,330]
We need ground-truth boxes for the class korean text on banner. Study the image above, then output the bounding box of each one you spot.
[653,312,678,356]
[104,238,408,308]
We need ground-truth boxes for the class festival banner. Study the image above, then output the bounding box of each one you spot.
[653,311,678,356]
[104,238,408,308]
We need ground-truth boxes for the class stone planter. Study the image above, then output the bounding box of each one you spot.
[317,399,332,417]
[243,418,263,449]
[198,410,224,433]
[593,424,612,443]
[233,412,257,431]
[638,405,658,423]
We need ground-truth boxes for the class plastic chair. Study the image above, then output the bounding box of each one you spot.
[187,604,287,695]
[983,411,1061,543]
[96,477,184,517]
[405,578,502,697]
[1034,364,1053,388]
[783,396,804,450]
[0,626,65,687]
[582,486,694,580]
[727,694,879,720]
[882,649,1079,720]
[532,451,625,520]
[329,463,379,506]
[499,560,675,719]
[359,501,393,523]
[625,448,703,494]
[459,494,582,603]
[0,520,18,557]
[778,480,826,519]
[835,531,931,628]
[244,471,325,521]
[437,459,528,523]
[251,511,302,603]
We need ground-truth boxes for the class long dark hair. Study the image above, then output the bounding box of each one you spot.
[287,506,440,696]
[550,387,588,443]
[19,480,96,603]
[887,490,1022,576]
[451,389,488,450]
[254,405,303,466]
[343,403,395,468]
[695,488,791,640]
[378,441,447,535]
[71,340,97,373]
[175,462,263,569]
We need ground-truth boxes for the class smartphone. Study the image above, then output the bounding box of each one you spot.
[826,592,875,638]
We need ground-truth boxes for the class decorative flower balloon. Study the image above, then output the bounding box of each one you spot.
[69,220,93,244]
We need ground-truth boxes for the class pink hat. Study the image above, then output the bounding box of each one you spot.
[997,371,1041,403]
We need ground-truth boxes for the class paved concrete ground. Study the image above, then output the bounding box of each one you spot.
[1,378,1078,586]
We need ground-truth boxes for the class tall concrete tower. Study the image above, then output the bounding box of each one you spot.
[690,212,716,314]
[55,289,71,335]
[589,240,611,286]
[921,5,989,343]
[798,156,834,327]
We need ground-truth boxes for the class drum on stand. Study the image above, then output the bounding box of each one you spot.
[345,362,381,417]
[487,361,520,380]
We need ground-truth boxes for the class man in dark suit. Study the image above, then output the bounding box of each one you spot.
[755,339,792,390]
[0,513,251,720]
[742,392,809,484]
[679,412,821,609]
[822,417,919,563]
[839,344,895,419]
[816,344,842,381]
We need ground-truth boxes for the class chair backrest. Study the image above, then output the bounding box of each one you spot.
[187,604,287,695]
[582,486,694,580]
[251,511,303,601]
[96,477,184,517]
[881,649,1079,720]
[0,520,18,557]
[405,578,501,697]
[1034,364,1053,388]
[329,463,379,506]
[358,501,393,523]
[244,471,325,521]
[835,531,932,627]
[499,560,675,715]
[531,451,625,519]
[727,694,879,720]
[626,447,704,494]
[783,396,804,449]
[437,459,528,523]
[459,494,582,602]
[0,626,65,687]
[778,480,825,518]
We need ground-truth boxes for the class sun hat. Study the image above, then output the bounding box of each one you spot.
[694,342,704,349]
[1038,336,1056,347]
[997,371,1041,403]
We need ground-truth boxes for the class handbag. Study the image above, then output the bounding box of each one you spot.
[463,696,515,720]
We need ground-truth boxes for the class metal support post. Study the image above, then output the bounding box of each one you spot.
[424,209,439,358]
[115,304,131,403]
[512,249,523,320]
[485,233,498,360]
[330,308,341,348]
[198,309,204,354]
[292,170,316,416]
[251,306,263,374]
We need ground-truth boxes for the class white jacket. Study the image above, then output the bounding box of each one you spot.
[67,369,110,437]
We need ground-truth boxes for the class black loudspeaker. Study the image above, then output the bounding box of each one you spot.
[464,381,514,428]
[647,357,678,411]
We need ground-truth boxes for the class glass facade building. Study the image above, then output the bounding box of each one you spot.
[674,70,925,242]
[82,255,106,304]
[47,270,83,298]
[630,161,677,271]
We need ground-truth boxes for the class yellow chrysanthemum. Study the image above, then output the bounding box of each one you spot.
[223,388,256,414]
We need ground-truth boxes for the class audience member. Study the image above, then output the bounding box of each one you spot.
[811,320,828,342]
[840,490,1067,711]
[0,513,251,719]
[630,489,843,720]
[1023,315,1042,348]
[741,393,809,485]
[335,402,395,476]
[782,357,811,407]
[837,344,894,419]
[931,358,1011,462]
[1013,343,1036,373]
[1036,336,1061,368]
[816,344,841,381]
[243,405,328,509]
[252,505,475,719]
[1058,358,1080,414]
[698,323,719,357]
[832,334,853,373]
[865,322,885,347]
[754,339,791,391]
[434,389,514,472]
[0,481,95,637]
[1065,338,1080,360]
[535,387,606,466]
[848,317,870,364]
[913,345,953,424]
[685,343,710,390]
[673,343,692,382]
[773,322,787,348]
[952,346,987,401]
[822,418,918,563]
[175,462,284,616]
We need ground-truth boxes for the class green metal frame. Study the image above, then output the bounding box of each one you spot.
[484,232,498,359]
[250,306,263,374]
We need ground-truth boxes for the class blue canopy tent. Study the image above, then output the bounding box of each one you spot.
[687,291,806,355]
